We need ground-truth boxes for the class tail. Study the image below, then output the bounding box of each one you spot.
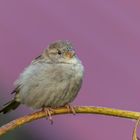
[0,99,20,114]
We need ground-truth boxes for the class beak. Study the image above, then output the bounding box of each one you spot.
[65,50,75,58]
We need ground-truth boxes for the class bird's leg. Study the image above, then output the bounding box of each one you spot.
[42,107,55,124]
[65,104,76,115]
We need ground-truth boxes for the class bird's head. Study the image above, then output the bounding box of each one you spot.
[43,40,77,63]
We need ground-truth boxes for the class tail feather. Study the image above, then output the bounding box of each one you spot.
[0,100,20,114]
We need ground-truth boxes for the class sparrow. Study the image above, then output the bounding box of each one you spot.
[0,40,84,123]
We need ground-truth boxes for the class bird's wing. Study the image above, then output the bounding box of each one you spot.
[0,86,21,114]
[34,55,42,60]
[11,85,20,94]
[11,55,44,95]
[32,55,45,64]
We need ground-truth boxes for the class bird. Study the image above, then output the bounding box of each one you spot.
[0,40,84,123]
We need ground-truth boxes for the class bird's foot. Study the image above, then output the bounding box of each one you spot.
[42,107,55,124]
[65,104,76,115]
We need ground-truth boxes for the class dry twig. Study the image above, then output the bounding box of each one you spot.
[0,106,140,137]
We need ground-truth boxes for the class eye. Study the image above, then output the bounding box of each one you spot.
[57,50,62,55]
[67,47,73,51]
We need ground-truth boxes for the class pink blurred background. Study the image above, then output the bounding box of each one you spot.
[0,0,140,139]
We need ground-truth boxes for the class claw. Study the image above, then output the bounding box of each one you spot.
[65,104,76,115]
[42,107,54,124]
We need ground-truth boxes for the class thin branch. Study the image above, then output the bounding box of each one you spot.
[132,117,140,140]
[0,106,140,136]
